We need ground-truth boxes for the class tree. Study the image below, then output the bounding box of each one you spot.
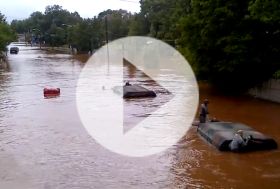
[139,0,190,45]
[0,12,6,23]
[249,0,280,80]
[97,9,132,41]
[179,0,280,92]
[10,5,82,46]
[11,20,28,33]
[0,12,16,51]
[7,2,280,92]
[128,13,150,36]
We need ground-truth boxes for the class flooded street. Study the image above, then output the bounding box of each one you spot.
[1,45,280,188]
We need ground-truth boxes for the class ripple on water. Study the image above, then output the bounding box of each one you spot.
[1,46,280,189]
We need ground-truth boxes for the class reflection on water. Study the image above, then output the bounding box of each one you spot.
[171,84,280,188]
[0,45,280,188]
[123,62,174,134]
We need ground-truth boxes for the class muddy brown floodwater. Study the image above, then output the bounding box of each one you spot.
[0,45,280,189]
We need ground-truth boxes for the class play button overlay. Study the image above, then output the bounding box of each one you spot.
[122,58,174,134]
[76,36,199,157]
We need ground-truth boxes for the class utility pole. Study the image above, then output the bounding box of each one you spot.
[62,24,73,48]
[32,28,41,49]
[105,16,110,71]
[39,33,41,49]
[105,16,109,45]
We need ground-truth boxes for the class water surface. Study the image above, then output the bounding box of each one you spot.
[0,45,280,188]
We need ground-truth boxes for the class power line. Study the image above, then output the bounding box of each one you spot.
[119,0,139,4]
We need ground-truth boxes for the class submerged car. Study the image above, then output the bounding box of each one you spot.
[197,122,277,152]
[113,84,156,98]
[10,47,19,54]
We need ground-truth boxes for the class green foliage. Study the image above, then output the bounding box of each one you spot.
[178,0,280,92]
[11,5,82,46]
[138,0,280,91]
[249,0,280,23]
[128,13,150,36]
[67,19,98,51]
[0,12,16,51]
[9,2,280,91]
[140,0,174,43]
[273,70,280,79]
[11,20,28,33]
[97,9,133,41]
[10,6,133,52]
[139,0,192,46]
[0,12,7,23]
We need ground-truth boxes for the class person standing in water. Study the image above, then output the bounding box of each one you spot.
[125,81,131,86]
[229,130,252,151]
[199,99,209,123]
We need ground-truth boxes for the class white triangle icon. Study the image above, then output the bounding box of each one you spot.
[76,37,199,157]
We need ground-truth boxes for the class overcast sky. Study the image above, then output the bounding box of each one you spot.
[0,0,141,22]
